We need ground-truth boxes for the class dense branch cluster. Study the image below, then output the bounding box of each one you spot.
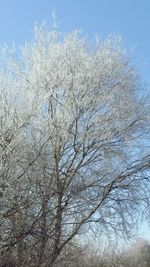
[0,26,150,266]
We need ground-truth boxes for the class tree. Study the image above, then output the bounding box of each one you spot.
[0,25,150,266]
[128,239,150,267]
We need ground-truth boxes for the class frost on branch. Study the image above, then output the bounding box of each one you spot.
[0,25,150,266]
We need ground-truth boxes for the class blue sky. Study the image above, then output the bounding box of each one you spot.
[0,0,149,239]
[0,0,150,86]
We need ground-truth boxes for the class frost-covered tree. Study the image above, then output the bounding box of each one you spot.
[0,25,150,266]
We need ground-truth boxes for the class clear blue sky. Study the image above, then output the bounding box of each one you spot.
[0,0,150,85]
[0,0,149,239]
